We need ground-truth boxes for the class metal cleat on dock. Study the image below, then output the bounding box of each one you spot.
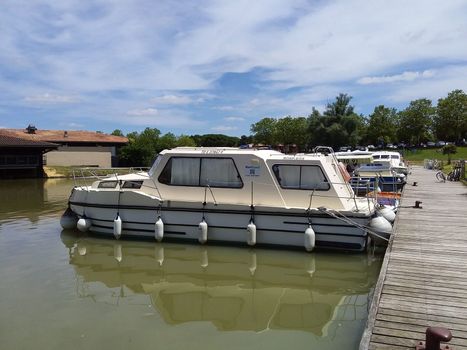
[415,327,452,350]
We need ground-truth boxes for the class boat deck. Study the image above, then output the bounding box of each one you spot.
[360,165,467,349]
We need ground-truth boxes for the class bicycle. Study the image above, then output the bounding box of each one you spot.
[436,170,446,182]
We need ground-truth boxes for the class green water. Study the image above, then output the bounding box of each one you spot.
[0,179,382,350]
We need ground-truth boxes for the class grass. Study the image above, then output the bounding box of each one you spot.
[401,146,467,164]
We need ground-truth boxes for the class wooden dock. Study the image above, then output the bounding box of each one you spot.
[360,166,467,349]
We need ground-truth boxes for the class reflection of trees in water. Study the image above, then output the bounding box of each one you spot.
[61,232,382,337]
[0,178,74,222]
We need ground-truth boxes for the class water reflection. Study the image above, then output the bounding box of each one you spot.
[0,178,74,220]
[62,232,381,337]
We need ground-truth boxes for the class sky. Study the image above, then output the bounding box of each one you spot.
[1,0,466,136]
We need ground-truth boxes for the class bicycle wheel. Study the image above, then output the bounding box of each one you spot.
[436,171,446,182]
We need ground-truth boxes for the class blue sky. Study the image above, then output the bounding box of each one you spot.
[1,0,466,136]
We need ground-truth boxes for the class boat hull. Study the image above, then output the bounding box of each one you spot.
[69,191,372,252]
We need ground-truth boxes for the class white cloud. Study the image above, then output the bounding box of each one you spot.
[357,70,435,85]
[151,95,193,105]
[24,93,80,104]
[127,108,158,116]
[211,125,238,132]
[1,0,467,132]
[214,106,235,111]
[225,116,245,121]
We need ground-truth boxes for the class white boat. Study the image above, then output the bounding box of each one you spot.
[372,151,408,176]
[354,162,406,192]
[62,147,392,252]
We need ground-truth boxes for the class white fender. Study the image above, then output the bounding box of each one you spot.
[249,252,257,276]
[113,215,122,239]
[155,217,164,242]
[77,217,91,232]
[155,246,164,266]
[377,206,396,223]
[200,248,208,268]
[247,222,256,246]
[370,216,392,234]
[60,208,78,229]
[114,244,122,262]
[198,219,208,244]
[304,225,316,252]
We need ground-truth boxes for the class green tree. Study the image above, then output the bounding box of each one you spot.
[442,144,457,165]
[307,94,365,149]
[397,99,435,145]
[176,135,196,147]
[275,116,308,149]
[158,132,177,151]
[250,117,277,145]
[435,89,467,143]
[366,105,398,146]
[111,129,124,137]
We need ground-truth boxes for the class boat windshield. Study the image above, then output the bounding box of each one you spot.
[148,155,163,177]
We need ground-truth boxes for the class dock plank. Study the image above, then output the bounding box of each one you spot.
[360,166,467,349]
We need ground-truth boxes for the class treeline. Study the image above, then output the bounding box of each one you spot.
[252,89,467,150]
[114,89,466,166]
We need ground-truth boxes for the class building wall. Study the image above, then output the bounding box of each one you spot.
[45,150,112,167]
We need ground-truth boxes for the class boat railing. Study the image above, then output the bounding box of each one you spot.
[71,167,150,188]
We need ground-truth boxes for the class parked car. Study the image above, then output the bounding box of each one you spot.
[367,145,376,150]
[427,141,436,147]
[436,141,446,147]
[386,144,396,149]
[338,146,351,152]
[397,143,406,149]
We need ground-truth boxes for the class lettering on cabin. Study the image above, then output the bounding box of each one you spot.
[201,149,224,154]
[283,156,304,160]
[245,165,260,176]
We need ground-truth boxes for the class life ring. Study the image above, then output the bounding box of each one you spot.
[338,162,351,182]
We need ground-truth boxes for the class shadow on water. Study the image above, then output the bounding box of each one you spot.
[61,230,382,338]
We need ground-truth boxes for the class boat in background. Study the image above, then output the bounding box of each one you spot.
[61,146,393,252]
[372,151,408,176]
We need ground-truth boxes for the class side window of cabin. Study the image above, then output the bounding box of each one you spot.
[273,165,329,190]
[159,157,200,186]
[200,158,243,188]
[122,180,143,189]
[301,166,329,190]
[159,157,242,188]
[98,181,118,189]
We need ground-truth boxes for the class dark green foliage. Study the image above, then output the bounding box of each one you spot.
[435,89,467,144]
[366,105,398,146]
[307,94,366,149]
[442,144,457,164]
[397,99,435,145]
[191,134,240,147]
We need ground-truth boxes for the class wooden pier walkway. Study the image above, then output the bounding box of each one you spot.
[360,166,467,349]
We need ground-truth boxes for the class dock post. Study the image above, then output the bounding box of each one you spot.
[415,327,452,350]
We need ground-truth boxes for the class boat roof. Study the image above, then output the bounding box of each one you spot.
[372,151,401,156]
[159,147,328,161]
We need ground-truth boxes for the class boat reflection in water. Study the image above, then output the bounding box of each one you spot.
[62,232,381,338]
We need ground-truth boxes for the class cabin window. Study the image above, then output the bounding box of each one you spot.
[159,157,243,188]
[122,180,143,189]
[380,155,390,159]
[98,181,118,188]
[391,155,400,159]
[200,158,242,188]
[373,155,380,159]
[273,165,330,190]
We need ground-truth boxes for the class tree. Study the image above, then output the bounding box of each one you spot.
[397,99,435,145]
[324,93,355,119]
[275,116,308,149]
[307,94,366,149]
[250,117,277,145]
[176,135,196,147]
[435,89,467,143]
[442,144,457,165]
[193,134,239,147]
[366,105,398,146]
[111,129,124,137]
